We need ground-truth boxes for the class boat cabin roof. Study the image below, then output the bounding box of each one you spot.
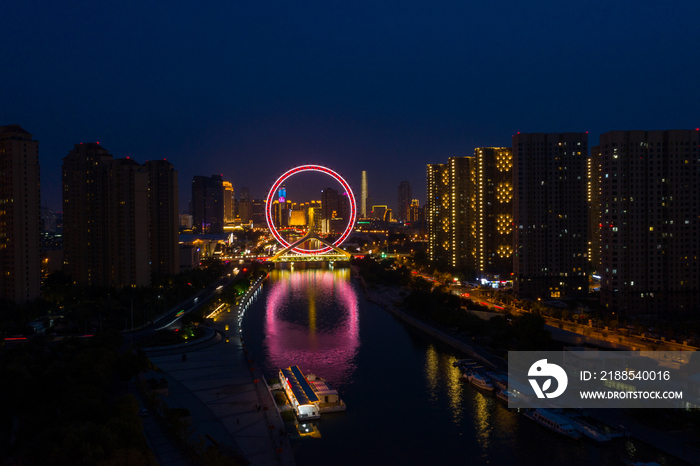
[280,366,320,405]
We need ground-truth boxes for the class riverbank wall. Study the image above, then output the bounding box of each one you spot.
[356,275,504,370]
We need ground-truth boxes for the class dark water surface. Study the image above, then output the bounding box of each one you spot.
[241,269,683,466]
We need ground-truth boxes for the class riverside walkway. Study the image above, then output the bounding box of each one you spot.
[145,316,295,465]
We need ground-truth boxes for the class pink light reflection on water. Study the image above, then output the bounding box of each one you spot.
[264,269,359,388]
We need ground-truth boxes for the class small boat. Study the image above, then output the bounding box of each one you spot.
[485,371,508,390]
[496,389,516,404]
[468,373,494,392]
[523,409,581,439]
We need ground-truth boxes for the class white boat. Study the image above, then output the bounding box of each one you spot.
[496,389,516,403]
[468,373,494,392]
[523,409,581,439]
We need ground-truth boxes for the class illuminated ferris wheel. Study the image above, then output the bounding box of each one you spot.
[266,165,357,255]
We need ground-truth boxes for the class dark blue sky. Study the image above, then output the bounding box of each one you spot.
[3,0,698,213]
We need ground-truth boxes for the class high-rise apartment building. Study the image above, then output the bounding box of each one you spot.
[473,148,514,279]
[588,146,602,271]
[63,144,150,287]
[447,156,472,270]
[105,159,150,286]
[427,163,450,265]
[512,133,588,299]
[223,181,234,223]
[398,181,412,222]
[361,171,368,217]
[145,160,179,276]
[427,149,513,278]
[191,175,224,234]
[0,125,41,304]
[596,130,699,316]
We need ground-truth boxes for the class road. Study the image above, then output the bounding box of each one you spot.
[124,262,246,344]
[408,272,697,353]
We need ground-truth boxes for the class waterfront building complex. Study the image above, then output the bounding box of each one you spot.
[427,163,450,266]
[0,125,41,303]
[594,130,699,316]
[426,148,513,279]
[512,133,588,299]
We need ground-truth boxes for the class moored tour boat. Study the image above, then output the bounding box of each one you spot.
[468,373,494,392]
[496,389,516,404]
[523,409,581,439]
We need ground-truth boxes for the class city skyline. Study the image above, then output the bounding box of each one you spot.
[3,1,698,213]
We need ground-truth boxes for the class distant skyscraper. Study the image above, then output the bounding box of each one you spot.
[361,171,368,217]
[408,199,422,223]
[145,160,179,276]
[251,199,266,228]
[0,125,41,304]
[63,143,150,287]
[596,130,699,316]
[240,187,250,201]
[41,204,58,233]
[191,175,224,234]
[398,181,412,222]
[513,133,588,299]
[238,200,252,224]
[321,188,339,221]
[223,181,234,223]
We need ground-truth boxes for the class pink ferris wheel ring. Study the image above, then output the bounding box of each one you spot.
[265,165,357,255]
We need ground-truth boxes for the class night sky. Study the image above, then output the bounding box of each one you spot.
[3,0,698,213]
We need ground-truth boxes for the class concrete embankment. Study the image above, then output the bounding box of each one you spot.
[357,275,505,371]
[144,272,295,466]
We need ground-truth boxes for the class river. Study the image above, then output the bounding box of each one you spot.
[240,268,683,466]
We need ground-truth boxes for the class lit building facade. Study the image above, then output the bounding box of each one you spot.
[473,148,513,279]
[427,163,450,265]
[0,125,41,303]
[597,130,700,316]
[447,156,473,271]
[361,171,368,217]
[223,181,234,223]
[408,199,422,223]
[588,146,602,272]
[513,133,588,299]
